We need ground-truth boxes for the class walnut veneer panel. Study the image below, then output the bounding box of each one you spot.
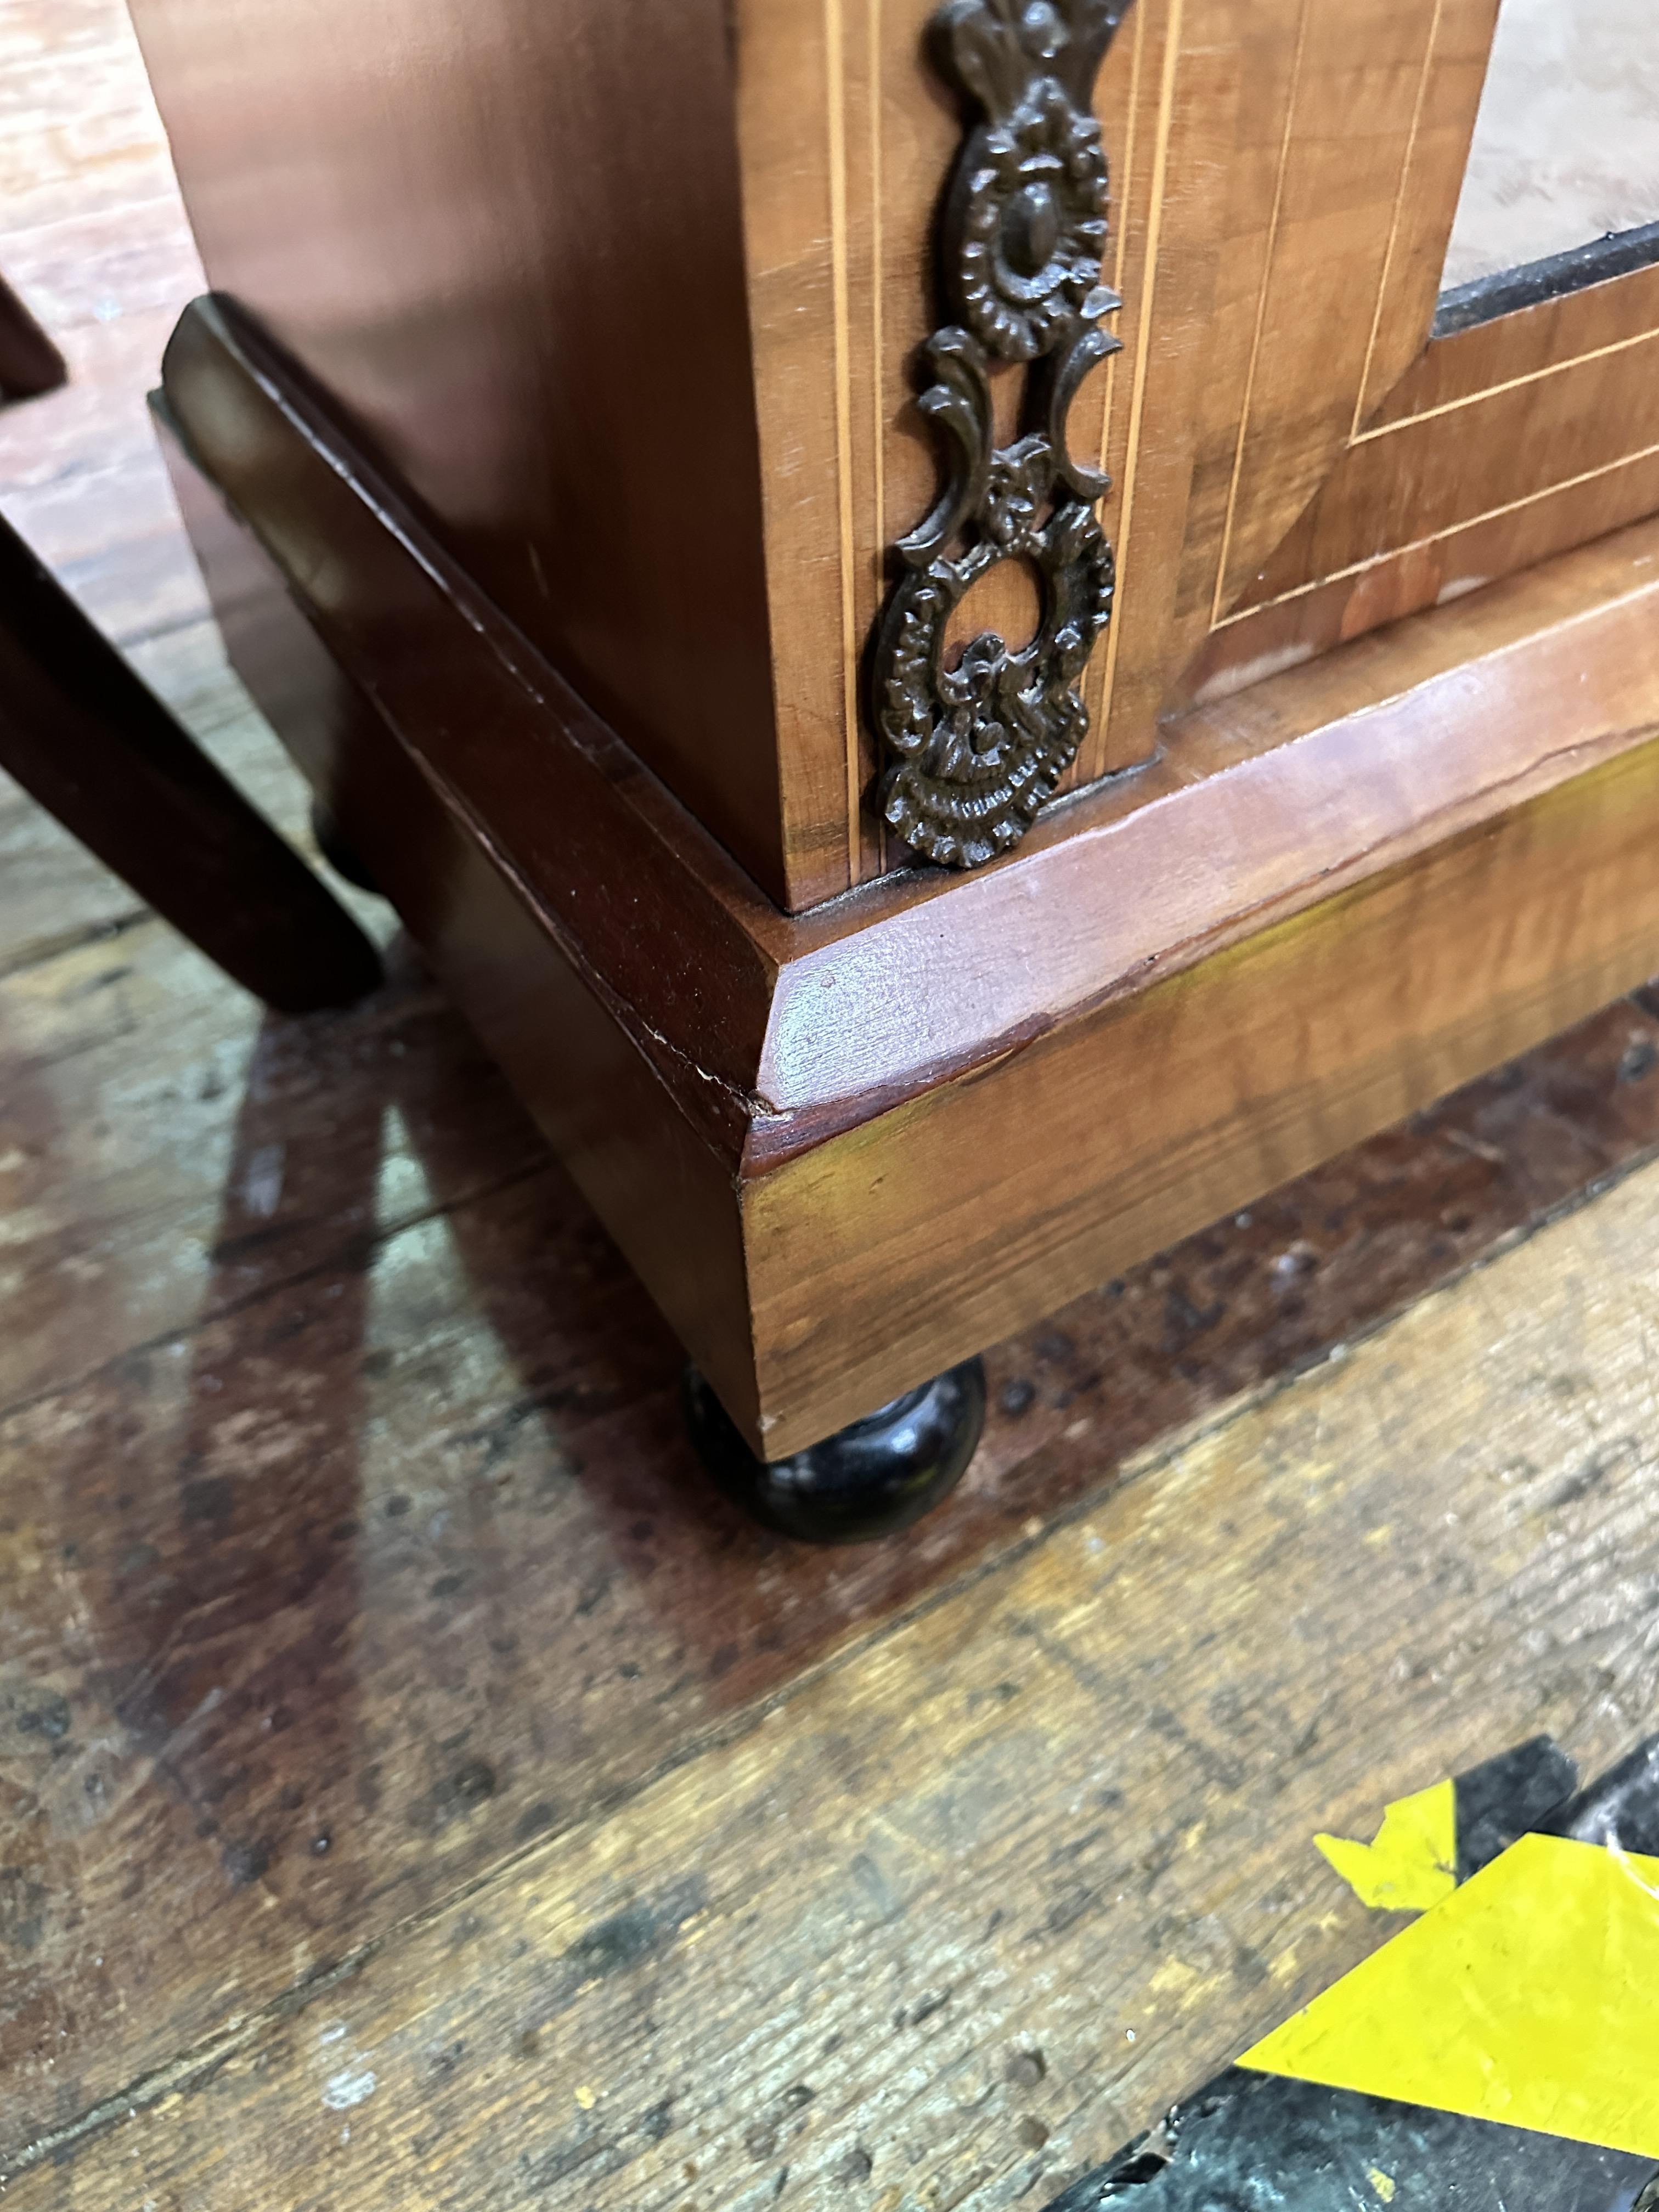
[788,0,1659,840]
[128,0,795,902]
[134,0,1659,895]
[1172,0,1659,710]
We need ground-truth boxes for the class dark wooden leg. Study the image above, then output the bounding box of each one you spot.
[0,514,381,1012]
[683,1358,988,1544]
[310,800,383,894]
[0,274,66,402]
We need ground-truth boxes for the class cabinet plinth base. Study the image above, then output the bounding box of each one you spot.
[156,295,1659,1465]
[684,1360,986,1544]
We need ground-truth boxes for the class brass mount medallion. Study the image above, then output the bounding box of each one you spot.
[870,0,1130,870]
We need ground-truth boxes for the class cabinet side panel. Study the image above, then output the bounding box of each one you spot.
[161,413,766,1438]
[129,0,791,904]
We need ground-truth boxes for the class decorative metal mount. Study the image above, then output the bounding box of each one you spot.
[870,0,1130,869]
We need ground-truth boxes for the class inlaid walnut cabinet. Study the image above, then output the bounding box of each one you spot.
[129,0,1659,1480]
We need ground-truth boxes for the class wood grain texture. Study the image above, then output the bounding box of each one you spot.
[1176,0,1659,697]
[1068,0,1659,780]
[19,21,1659,2199]
[166,294,1659,1138]
[14,737,1659,2167]
[1214,0,1452,606]
[1080,8,1229,778]
[13,414,1659,2185]
[1182,445,1659,708]
[1366,255,1659,432]
[1348,0,1502,425]
[16,1142,1659,2205]
[105,0,1659,891]
[755,516,1659,1137]
[730,0,869,899]
[732,0,1166,874]
[160,286,1659,1450]
[0,0,207,651]
[10,787,1659,2179]
[747,731,1659,1443]
[728,0,1487,848]
[774,0,1659,822]
[128,0,796,905]
[0,510,380,1012]
[0,1,185,242]
[1242,324,1659,612]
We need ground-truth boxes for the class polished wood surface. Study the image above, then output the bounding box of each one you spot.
[9,106,1659,2143]
[126,0,794,905]
[15,674,1659,2175]
[754,733,1659,1441]
[755,519,1659,1137]
[1370,253,1659,431]
[735,0,1659,854]
[1244,312,1659,614]
[9,25,1659,2201]
[1204,0,1489,610]
[159,283,1659,1448]
[733,0,1164,877]
[164,298,1659,1140]
[1181,447,1659,708]
[1163,0,1659,710]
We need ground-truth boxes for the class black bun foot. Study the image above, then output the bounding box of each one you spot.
[683,1358,986,1544]
[309,800,383,894]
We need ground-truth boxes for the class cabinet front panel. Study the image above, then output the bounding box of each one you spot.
[746,0,1659,896]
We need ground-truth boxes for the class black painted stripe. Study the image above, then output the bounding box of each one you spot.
[1452,1734,1578,1881]
[1434,219,1659,338]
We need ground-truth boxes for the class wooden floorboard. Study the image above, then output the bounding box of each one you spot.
[10,848,1658,2166]
[5,4,1659,2205]
[14,1150,1659,2207]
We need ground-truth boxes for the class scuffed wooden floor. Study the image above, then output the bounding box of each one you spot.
[7,6,1659,2207]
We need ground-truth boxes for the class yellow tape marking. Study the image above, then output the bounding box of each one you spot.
[1315,1778,1458,1914]
[1243,1833,1659,2159]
